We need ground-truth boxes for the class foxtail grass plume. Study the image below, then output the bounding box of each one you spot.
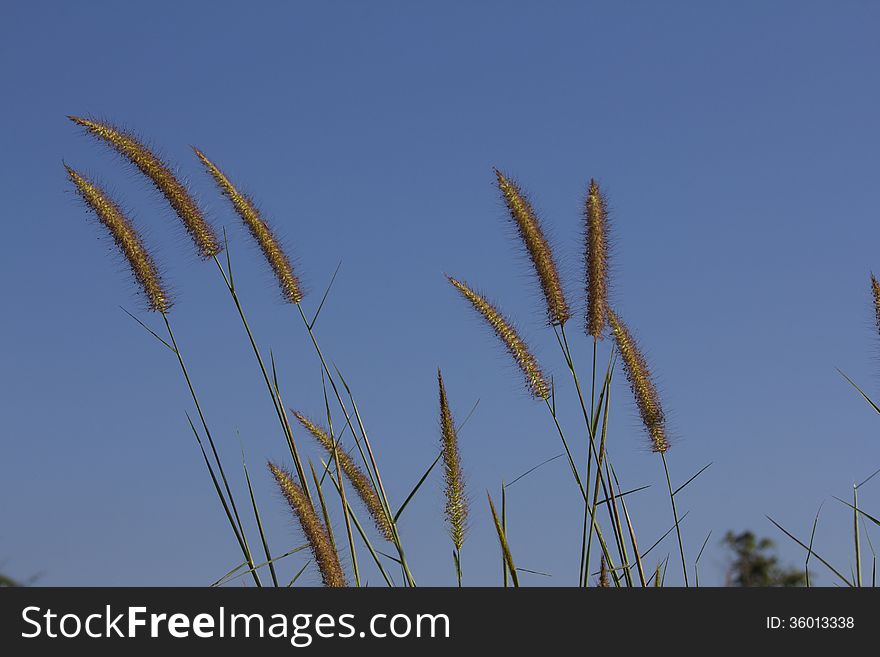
[871,274,880,334]
[66,165,171,313]
[194,148,303,304]
[438,370,467,551]
[608,310,669,453]
[268,462,346,587]
[68,117,221,258]
[293,412,393,541]
[584,179,609,338]
[447,276,550,399]
[495,170,570,326]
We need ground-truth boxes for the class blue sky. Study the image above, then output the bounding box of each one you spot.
[2,1,879,586]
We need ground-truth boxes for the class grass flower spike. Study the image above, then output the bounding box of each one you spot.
[447,276,550,399]
[608,310,669,453]
[584,179,609,338]
[66,165,170,313]
[438,370,467,551]
[194,148,303,304]
[293,412,393,541]
[68,117,221,258]
[871,274,880,335]
[495,169,570,326]
[268,462,346,587]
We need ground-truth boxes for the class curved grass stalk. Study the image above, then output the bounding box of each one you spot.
[211,247,312,505]
[164,315,261,587]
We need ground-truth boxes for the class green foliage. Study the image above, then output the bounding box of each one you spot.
[723,531,806,587]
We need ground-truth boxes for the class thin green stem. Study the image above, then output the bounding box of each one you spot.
[162,312,261,587]
[296,304,415,586]
[212,256,311,505]
[854,484,862,588]
[661,451,688,587]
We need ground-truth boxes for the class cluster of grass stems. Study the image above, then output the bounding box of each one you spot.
[65,117,878,587]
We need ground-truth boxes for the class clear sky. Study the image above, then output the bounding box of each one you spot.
[2,1,879,587]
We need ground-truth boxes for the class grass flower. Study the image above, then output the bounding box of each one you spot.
[293,412,393,541]
[447,276,550,399]
[268,462,346,587]
[438,370,467,551]
[66,165,170,313]
[584,179,609,338]
[495,169,570,326]
[871,274,880,335]
[608,310,669,453]
[194,148,303,303]
[68,116,221,259]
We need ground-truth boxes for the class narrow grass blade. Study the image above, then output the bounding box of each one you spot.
[393,451,442,523]
[504,453,565,489]
[837,369,880,415]
[595,484,651,506]
[120,307,174,352]
[672,462,713,497]
[488,493,518,587]
[767,515,852,587]
[185,413,259,587]
[210,563,247,588]
[213,545,309,587]
[309,261,343,331]
[288,561,311,587]
[831,497,880,528]
[501,483,508,588]
[661,451,688,586]
[641,511,691,561]
[694,531,712,588]
[242,446,279,586]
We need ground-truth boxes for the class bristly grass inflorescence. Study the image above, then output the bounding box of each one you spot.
[194,148,303,304]
[871,274,880,335]
[584,179,609,339]
[447,276,550,400]
[293,412,393,541]
[608,310,669,453]
[268,462,347,587]
[495,169,570,326]
[438,369,467,551]
[68,116,222,259]
[66,165,171,313]
[64,110,708,587]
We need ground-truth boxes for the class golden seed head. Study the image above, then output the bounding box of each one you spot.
[585,179,609,338]
[68,116,221,259]
[293,412,393,541]
[607,310,669,453]
[599,555,610,587]
[871,274,880,335]
[66,165,171,313]
[193,147,303,304]
[495,169,570,326]
[447,275,550,400]
[438,369,467,551]
[268,461,346,587]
